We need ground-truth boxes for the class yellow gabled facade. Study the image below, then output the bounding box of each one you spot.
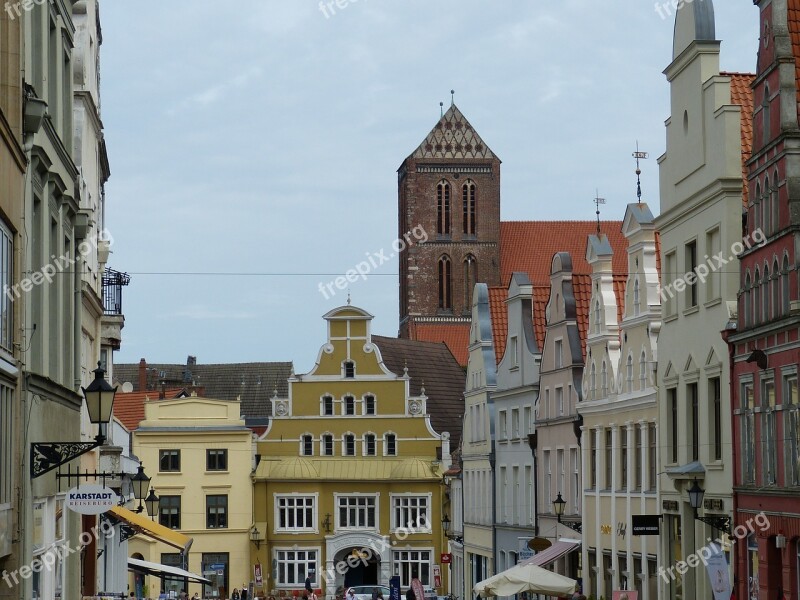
[253,305,448,599]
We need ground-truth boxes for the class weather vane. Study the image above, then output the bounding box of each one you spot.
[594,189,606,236]
[633,141,649,206]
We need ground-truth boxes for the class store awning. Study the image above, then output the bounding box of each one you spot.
[128,557,210,584]
[520,539,581,568]
[108,506,193,553]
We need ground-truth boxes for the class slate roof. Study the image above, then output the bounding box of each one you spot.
[373,335,465,450]
[722,72,755,204]
[408,104,497,161]
[113,360,293,420]
[113,388,187,431]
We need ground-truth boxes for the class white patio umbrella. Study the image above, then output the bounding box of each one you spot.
[473,563,578,598]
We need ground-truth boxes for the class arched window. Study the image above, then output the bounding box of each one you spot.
[639,351,647,390]
[463,180,476,235]
[772,169,780,234]
[743,271,751,328]
[464,254,477,309]
[633,278,641,316]
[437,181,451,235]
[384,432,397,456]
[763,84,771,146]
[301,434,314,456]
[601,361,608,396]
[753,183,761,232]
[363,433,377,456]
[594,300,601,334]
[762,176,771,235]
[763,263,770,322]
[782,255,790,315]
[321,433,334,456]
[343,433,356,456]
[438,255,452,310]
[772,259,780,318]
[590,363,596,400]
[626,354,633,393]
[754,267,761,325]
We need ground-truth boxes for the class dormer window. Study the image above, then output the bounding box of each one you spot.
[344,361,355,378]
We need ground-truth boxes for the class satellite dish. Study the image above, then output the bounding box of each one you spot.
[121,382,134,393]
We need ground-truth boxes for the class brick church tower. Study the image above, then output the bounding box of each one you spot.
[398,104,502,337]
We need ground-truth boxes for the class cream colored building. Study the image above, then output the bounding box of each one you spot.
[131,395,254,598]
[580,205,661,599]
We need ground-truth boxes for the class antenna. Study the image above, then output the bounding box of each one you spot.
[451,89,455,106]
[594,190,606,236]
[632,141,649,206]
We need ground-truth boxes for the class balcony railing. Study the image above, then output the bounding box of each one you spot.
[102,268,131,316]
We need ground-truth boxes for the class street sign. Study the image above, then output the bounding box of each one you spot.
[65,484,117,515]
[433,565,441,588]
[528,537,552,552]
[631,515,661,536]
[441,553,451,564]
[254,563,263,587]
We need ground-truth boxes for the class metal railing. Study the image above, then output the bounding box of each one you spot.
[102,268,131,316]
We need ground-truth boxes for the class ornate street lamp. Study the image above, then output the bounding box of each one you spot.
[687,479,731,534]
[145,489,160,519]
[30,363,118,478]
[442,513,450,535]
[131,465,151,513]
[552,492,581,534]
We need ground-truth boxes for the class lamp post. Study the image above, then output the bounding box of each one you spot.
[30,363,118,478]
[687,479,732,535]
[250,526,264,550]
[144,489,160,519]
[552,492,582,534]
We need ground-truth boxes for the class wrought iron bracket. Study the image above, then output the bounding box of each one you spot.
[558,517,582,534]
[30,438,103,479]
[447,535,464,544]
[694,513,732,536]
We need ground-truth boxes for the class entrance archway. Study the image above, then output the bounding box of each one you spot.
[337,548,380,587]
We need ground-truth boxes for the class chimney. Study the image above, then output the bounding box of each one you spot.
[441,432,451,470]
[138,359,147,391]
[159,380,166,400]
[187,355,196,366]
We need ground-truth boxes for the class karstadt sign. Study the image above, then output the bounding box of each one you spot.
[65,484,118,515]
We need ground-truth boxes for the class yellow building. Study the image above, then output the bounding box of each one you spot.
[131,394,254,598]
[253,305,449,599]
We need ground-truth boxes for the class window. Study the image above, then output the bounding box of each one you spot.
[782,255,790,315]
[344,396,355,415]
[626,355,633,393]
[668,388,678,463]
[571,448,579,510]
[640,352,647,390]
[605,429,613,489]
[206,495,228,529]
[648,423,657,491]
[509,336,518,368]
[0,385,13,505]
[784,373,799,485]
[762,378,777,485]
[159,450,180,472]
[301,434,314,456]
[556,388,564,416]
[0,222,12,353]
[498,410,507,441]
[202,553,229,599]
[590,363,596,400]
[277,496,315,531]
[689,383,699,461]
[322,395,334,416]
[338,495,377,529]
[463,180,476,235]
[773,259,781,318]
[771,170,780,234]
[664,251,677,315]
[321,434,334,456]
[344,361,355,378]
[392,495,429,531]
[385,433,397,456]
[744,272,752,327]
[438,256,452,310]
[206,449,228,471]
[594,300,601,333]
[364,395,375,415]
[763,264,771,321]
[555,340,563,369]
[557,449,565,504]
[706,228,721,301]
[741,381,756,483]
[511,408,520,438]
[393,550,431,587]
[343,434,356,456]
[710,378,722,461]
[754,268,761,324]
[364,433,376,456]
[276,549,317,586]
[161,553,187,595]
[633,277,640,315]
[601,362,608,396]
[437,181,451,235]
[763,85,771,147]
[523,406,531,435]
[159,496,181,529]
[543,450,551,512]
[685,241,698,308]
[635,426,643,490]
[589,432,597,489]
[463,255,476,309]
[620,428,628,490]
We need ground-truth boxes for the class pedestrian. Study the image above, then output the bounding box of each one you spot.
[376,592,384,600]
[406,588,415,600]
[242,585,249,600]
[347,589,356,600]
[306,576,313,595]
[193,594,200,600]
[232,588,241,600]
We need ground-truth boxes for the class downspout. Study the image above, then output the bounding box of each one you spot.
[527,432,538,537]
[489,387,497,577]
[722,327,738,597]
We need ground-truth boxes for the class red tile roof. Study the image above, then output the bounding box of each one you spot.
[113,389,187,431]
[500,221,628,286]
[407,322,471,367]
[722,72,755,204]
[788,4,800,111]
[488,287,508,363]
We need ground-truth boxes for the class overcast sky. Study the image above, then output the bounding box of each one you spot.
[102,1,757,373]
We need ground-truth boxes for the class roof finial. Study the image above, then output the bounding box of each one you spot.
[451,89,455,106]
[347,290,351,305]
[593,190,606,236]
[440,101,444,118]
[632,141,649,206]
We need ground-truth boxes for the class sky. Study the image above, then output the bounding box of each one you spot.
[101,0,758,373]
